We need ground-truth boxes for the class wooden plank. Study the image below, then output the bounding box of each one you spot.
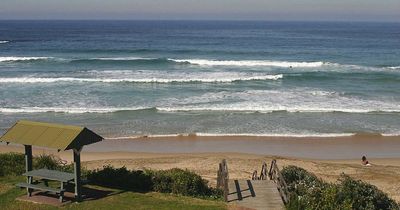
[16,183,64,193]
[227,180,284,210]
[23,169,74,182]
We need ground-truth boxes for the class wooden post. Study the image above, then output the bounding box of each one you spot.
[24,145,33,196]
[24,145,32,172]
[73,148,82,202]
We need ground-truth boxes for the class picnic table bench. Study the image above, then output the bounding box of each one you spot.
[16,169,75,202]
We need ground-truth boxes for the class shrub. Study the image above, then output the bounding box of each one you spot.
[151,168,212,197]
[281,165,325,196]
[87,165,153,192]
[0,152,87,177]
[34,154,65,170]
[282,166,400,210]
[0,153,25,176]
[87,166,222,199]
[337,174,399,210]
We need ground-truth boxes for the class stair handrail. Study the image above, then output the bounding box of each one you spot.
[252,162,268,180]
[217,159,229,201]
[268,159,290,204]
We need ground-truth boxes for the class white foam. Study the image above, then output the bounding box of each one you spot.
[195,132,356,137]
[388,66,400,70]
[104,132,357,140]
[0,107,150,114]
[0,74,283,84]
[0,56,51,62]
[0,41,9,44]
[90,57,155,61]
[156,89,400,114]
[156,107,399,113]
[382,133,400,137]
[171,59,325,68]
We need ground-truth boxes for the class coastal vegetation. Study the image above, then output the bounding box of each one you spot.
[0,153,224,209]
[282,165,399,210]
[2,152,399,209]
[88,166,222,199]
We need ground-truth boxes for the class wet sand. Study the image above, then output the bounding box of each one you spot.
[86,134,400,159]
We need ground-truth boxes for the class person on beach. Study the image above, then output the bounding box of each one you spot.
[362,155,371,166]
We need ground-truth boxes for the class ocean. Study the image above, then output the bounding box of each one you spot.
[0,20,399,138]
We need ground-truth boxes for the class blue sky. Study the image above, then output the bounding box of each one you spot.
[1,0,399,21]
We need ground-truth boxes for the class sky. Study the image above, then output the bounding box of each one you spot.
[1,0,399,22]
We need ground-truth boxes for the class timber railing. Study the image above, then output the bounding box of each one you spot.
[216,159,229,201]
[268,159,290,204]
[252,162,268,180]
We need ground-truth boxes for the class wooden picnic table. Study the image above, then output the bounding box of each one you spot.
[17,168,75,202]
[23,169,75,183]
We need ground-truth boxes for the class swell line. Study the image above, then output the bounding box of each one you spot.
[0,74,283,84]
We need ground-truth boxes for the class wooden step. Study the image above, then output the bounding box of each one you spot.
[227,179,284,210]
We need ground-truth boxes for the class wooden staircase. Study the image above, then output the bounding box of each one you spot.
[217,159,288,210]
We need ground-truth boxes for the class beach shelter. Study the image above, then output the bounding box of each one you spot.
[0,120,103,201]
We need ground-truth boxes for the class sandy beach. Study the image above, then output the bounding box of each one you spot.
[1,135,400,202]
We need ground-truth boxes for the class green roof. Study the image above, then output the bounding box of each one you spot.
[0,120,103,150]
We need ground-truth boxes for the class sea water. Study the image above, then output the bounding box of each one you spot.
[0,20,399,138]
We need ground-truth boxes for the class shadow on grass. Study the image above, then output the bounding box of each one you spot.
[87,166,153,193]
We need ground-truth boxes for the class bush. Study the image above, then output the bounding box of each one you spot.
[0,153,25,176]
[338,175,398,210]
[87,165,153,192]
[282,166,399,210]
[34,154,65,170]
[281,165,325,196]
[0,152,87,177]
[87,166,222,199]
[151,168,212,197]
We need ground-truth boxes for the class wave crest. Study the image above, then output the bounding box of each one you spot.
[171,59,325,68]
[0,56,52,62]
[1,106,399,114]
[0,74,283,84]
[388,66,400,70]
[0,107,151,114]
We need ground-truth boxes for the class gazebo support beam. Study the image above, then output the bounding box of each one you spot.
[73,148,82,202]
[24,145,33,172]
[24,145,32,196]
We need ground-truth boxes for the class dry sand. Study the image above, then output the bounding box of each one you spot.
[1,135,400,202]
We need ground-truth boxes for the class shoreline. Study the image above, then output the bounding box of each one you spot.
[1,134,399,159]
[104,132,399,140]
[86,134,400,159]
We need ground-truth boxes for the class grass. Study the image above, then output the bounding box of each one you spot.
[0,176,226,210]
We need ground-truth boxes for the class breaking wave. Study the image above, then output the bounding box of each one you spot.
[170,59,326,68]
[0,107,151,114]
[0,56,398,72]
[0,74,283,84]
[388,66,400,70]
[0,56,52,62]
[1,106,399,114]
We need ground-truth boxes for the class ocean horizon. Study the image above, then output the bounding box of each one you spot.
[1,20,399,138]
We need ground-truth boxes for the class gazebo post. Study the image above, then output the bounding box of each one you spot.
[73,148,82,202]
[24,145,33,196]
[24,145,33,172]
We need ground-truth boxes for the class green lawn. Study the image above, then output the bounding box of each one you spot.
[0,176,226,210]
